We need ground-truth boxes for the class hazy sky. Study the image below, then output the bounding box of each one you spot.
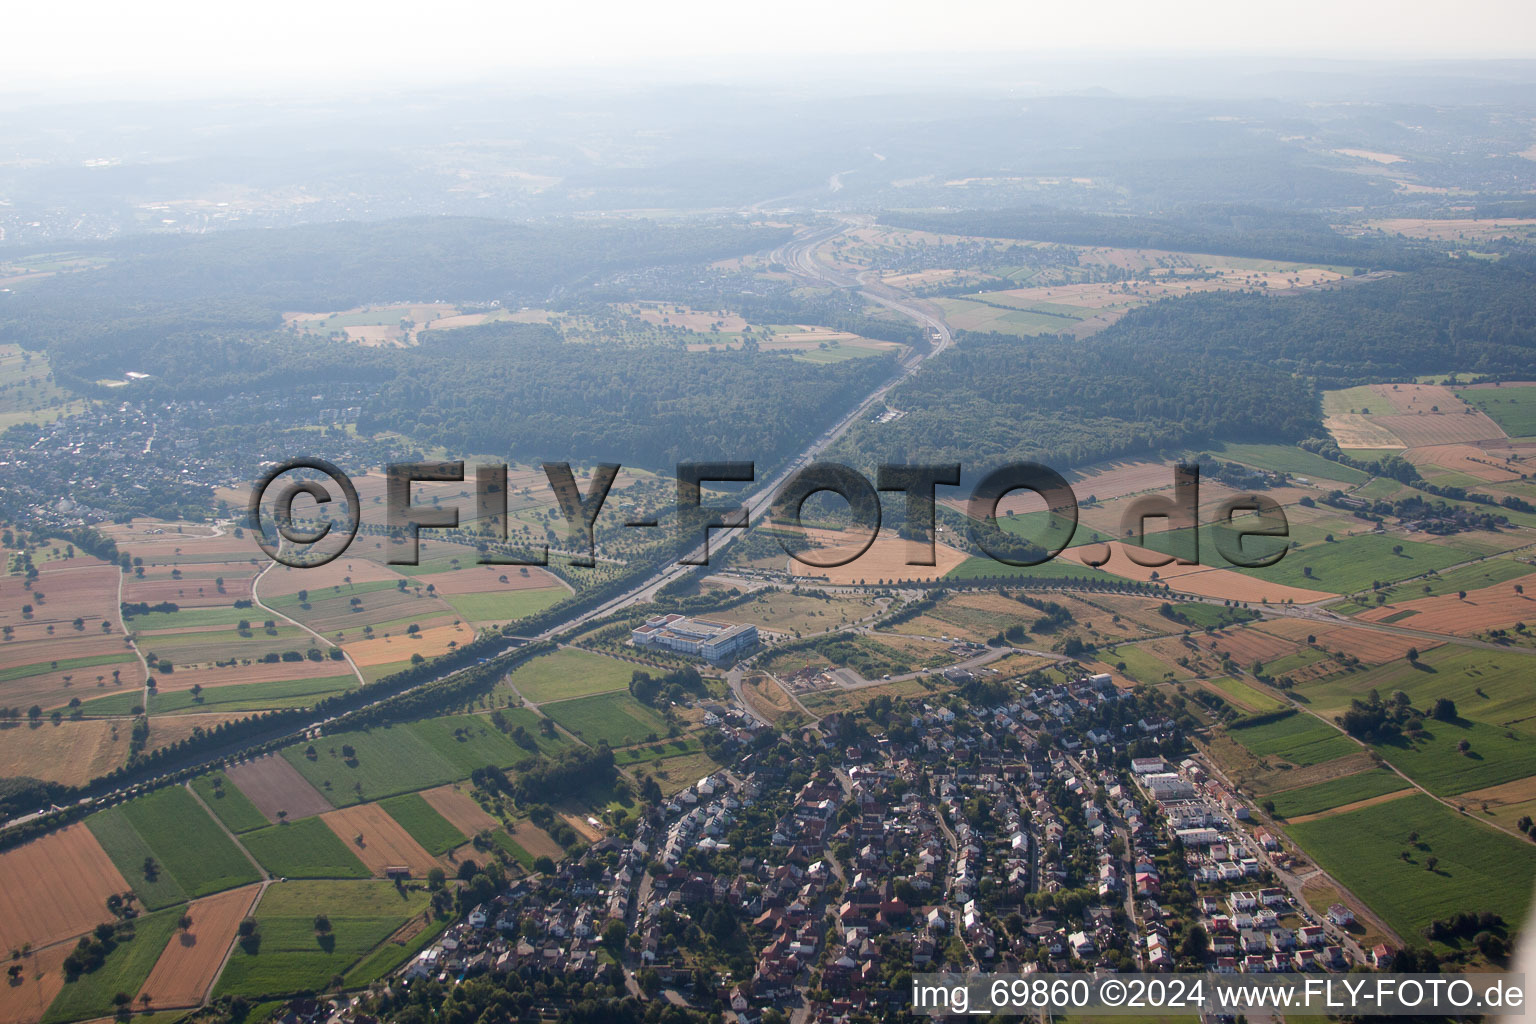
[6,0,1535,96]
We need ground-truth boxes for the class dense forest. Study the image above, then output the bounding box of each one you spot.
[0,217,791,389]
[358,321,895,466]
[837,257,1536,473]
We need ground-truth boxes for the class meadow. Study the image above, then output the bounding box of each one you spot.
[377,793,466,855]
[1227,711,1358,766]
[214,881,430,999]
[1211,442,1370,484]
[1266,769,1410,818]
[402,713,548,774]
[150,674,355,714]
[40,909,180,1024]
[544,692,669,748]
[1232,532,1467,594]
[85,809,189,909]
[500,647,635,703]
[1204,676,1286,713]
[1102,643,1184,683]
[1296,644,1536,725]
[242,817,372,878]
[190,774,270,833]
[281,727,461,805]
[1372,719,1536,796]
[342,916,451,988]
[114,786,261,897]
[442,587,566,625]
[1455,385,1536,437]
[1286,794,1536,941]
[1366,557,1533,605]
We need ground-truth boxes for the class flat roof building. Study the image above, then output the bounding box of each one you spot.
[631,614,758,663]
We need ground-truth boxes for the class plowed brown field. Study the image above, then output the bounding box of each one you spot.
[420,785,499,835]
[321,804,438,876]
[0,942,71,1024]
[1356,575,1536,636]
[0,824,129,952]
[226,754,334,823]
[136,883,262,1008]
[414,565,568,595]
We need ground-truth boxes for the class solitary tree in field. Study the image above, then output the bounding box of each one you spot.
[1426,856,1439,872]
[178,913,193,933]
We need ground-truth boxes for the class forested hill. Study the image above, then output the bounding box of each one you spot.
[14,217,790,309]
[879,205,1440,269]
[358,322,896,468]
[0,217,790,389]
[834,258,1536,473]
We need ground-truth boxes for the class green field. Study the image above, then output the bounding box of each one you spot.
[1103,644,1184,683]
[442,586,566,625]
[1261,646,1329,678]
[1166,603,1259,629]
[281,726,461,805]
[614,737,702,765]
[1212,442,1370,484]
[125,605,259,630]
[1267,769,1410,817]
[1372,719,1536,796]
[115,786,262,897]
[191,774,270,833]
[215,880,430,998]
[42,908,181,1024]
[1368,557,1533,606]
[243,817,371,878]
[543,692,669,748]
[1297,644,1536,726]
[378,793,466,855]
[1228,711,1358,766]
[76,690,145,716]
[1322,384,1382,417]
[1206,676,1286,713]
[0,652,137,684]
[342,915,450,987]
[85,809,189,910]
[151,674,355,714]
[1286,794,1536,940]
[1455,385,1536,437]
[402,713,550,774]
[1231,532,1468,594]
[501,647,635,703]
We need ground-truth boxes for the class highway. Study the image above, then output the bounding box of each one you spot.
[1,218,955,835]
[524,217,953,636]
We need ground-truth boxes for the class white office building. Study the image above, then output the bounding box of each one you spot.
[631,614,758,662]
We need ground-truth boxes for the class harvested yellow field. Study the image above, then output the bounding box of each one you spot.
[342,622,473,667]
[0,720,126,786]
[790,528,969,585]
